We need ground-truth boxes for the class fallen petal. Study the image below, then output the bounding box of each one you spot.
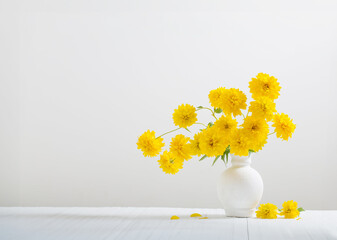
[190,213,202,217]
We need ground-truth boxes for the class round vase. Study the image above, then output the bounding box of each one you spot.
[217,154,263,218]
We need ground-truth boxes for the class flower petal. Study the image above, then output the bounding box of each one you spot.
[190,213,202,217]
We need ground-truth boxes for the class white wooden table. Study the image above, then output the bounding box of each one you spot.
[0,207,336,240]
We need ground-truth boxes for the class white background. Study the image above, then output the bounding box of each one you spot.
[1,0,337,209]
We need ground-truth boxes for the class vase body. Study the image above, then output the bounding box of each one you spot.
[217,154,263,218]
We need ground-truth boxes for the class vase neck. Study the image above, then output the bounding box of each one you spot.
[230,154,251,167]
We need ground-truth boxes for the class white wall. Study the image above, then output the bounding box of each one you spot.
[1,0,337,209]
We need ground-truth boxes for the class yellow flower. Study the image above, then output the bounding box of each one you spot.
[199,127,227,157]
[213,115,238,135]
[279,200,300,219]
[242,116,269,152]
[173,104,197,128]
[137,130,164,157]
[249,73,281,100]
[251,134,268,152]
[190,132,203,157]
[242,116,269,138]
[158,151,184,174]
[249,97,276,121]
[170,134,192,161]
[229,129,251,156]
[219,88,247,117]
[256,203,278,219]
[209,87,225,108]
[272,113,296,141]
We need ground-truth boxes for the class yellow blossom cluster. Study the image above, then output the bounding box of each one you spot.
[137,73,296,174]
[256,200,303,219]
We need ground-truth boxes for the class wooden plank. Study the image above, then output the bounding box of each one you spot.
[0,207,248,240]
[247,211,337,240]
[1,208,337,240]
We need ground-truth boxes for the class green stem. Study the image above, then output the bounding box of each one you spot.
[196,107,218,120]
[156,127,182,139]
[268,131,275,136]
[194,122,207,127]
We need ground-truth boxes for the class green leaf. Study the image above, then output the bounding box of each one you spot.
[199,155,207,161]
[224,146,230,165]
[199,129,204,132]
[214,108,222,114]
[249,149,255,153]
[212,155,220,166]
[225,145,231,153]
[298,207,305,212]
[221,147,229,163]
[224,146,230,154]
[208,122,214,128]
[197,106,203,109]
[278,209,282,212]
[185,128,191,133]
[221,152,227,165]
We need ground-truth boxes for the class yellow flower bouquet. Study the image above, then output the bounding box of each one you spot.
[137,73,296,174]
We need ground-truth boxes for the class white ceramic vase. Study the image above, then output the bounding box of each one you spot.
[217,154,263,218]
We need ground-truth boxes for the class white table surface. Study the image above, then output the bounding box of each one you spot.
[0,207,336,240]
